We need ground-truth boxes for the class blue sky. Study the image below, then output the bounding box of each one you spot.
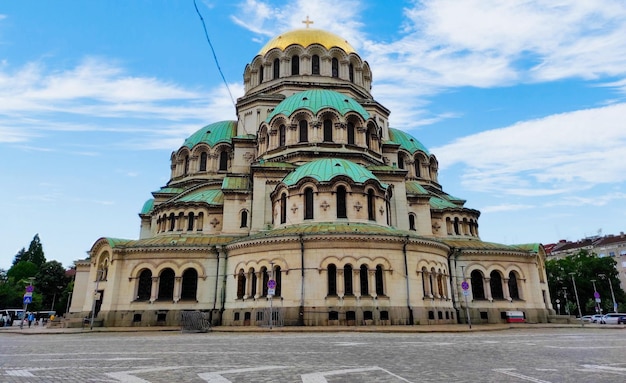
[1,0,625,270]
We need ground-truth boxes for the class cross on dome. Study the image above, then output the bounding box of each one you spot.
[302,16,314,28]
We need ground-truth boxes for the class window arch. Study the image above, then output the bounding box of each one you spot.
[312,55,320,75]
[273,58,280,79]
[414,160,421,177]
[199,152,207,171]
[279,124,286,147]
[365,129,371,149]
[349,63,354,82]
[280,193,287,224]
[169,213,176,231]
[331,57,339,77]
[323,119,333,142]
[299,120,308,142]
[409,214,416,231]
[184,155,189,175]
[249,268,257,297]
[274,266,282,297]
[344,264,353,296]
[304,187,314,220]
[259,63,264,84]
[180,268,198,300]
[219,151,228,171]
[240,210,248,228]
[375,265,384,295]
[397,154,404,169]
[367,189,375,221]
[236,269,246,299]
[470,270,485,300]
[137,269,152,300]
[187,212,195,231]
[336,186,347,218]
[509,271,520,300]
[490,271,504,299]
[327,264,337,295]
[347,122,355,145]
[360,264,369,296]
[291,55,299,75]
[157,268,175,300]
[261,267,269,297]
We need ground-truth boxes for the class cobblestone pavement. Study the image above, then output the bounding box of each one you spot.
[1,328,625,382]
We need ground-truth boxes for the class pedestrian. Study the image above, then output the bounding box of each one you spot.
[27,312,35,328]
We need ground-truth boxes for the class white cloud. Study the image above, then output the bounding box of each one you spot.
[481,203,535,213]
[432,103,626,195]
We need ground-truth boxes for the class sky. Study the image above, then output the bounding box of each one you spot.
[1,0,626,270]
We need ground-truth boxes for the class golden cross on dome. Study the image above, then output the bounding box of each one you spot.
[302,16,314,28]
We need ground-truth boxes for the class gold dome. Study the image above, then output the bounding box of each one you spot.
[259,28,356,55]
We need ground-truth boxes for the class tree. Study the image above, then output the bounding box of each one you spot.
[11,234,46,268]
[35,261,70,311]
[6,261,38,285]
[12,248,27,266]
[546,249,626,315]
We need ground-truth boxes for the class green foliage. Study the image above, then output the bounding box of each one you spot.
[547,249,626,316]
[6,261,38,285]
[35,261,70,311]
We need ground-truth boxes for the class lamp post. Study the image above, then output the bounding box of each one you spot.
[89,269,103,330]
[569,273,584,327]
[599,274,617,313]
[590,279,601,315]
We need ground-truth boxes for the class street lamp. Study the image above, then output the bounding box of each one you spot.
[598,274,617,313]
[590,279,601,315]
[569,273,584,327]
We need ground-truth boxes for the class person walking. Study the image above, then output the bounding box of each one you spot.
[27,312,35,328]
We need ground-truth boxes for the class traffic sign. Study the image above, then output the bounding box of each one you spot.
[461,281,469,290]
[268,288,275,296]
[268,279,276,289]
[24,292,33,298]
[25,285,34,293]
[23,296,32,304]
[593,291,600,299]
[463,290,469,296]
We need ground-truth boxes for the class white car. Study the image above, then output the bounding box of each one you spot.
[590,314,604,323]
[601,313,626,324]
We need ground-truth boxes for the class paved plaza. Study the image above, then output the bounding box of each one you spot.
[1,327,625,382]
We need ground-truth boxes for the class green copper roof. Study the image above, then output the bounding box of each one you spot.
[388,128,429,155]
[222,176,249,191]
[266,90,370,122]
[176,189,224,205]
[405,181,429,195]
[140,198,154,214]
[183,120,237,148]
[153,187,183,194]
[282,158,385,187]
[429,197,458,209]
[441,238,528,252]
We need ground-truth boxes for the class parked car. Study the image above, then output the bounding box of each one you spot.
[581,315,593,323]
[600,313,626,324]
[618,315,626,325]
[590,314,604,323]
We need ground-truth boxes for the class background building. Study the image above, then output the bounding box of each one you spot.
[69,26,553,327]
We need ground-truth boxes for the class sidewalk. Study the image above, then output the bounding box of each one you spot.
[2,322,620,335]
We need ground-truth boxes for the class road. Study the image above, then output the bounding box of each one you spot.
[1,328,625,382]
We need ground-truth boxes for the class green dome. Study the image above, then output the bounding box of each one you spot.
[282,158,385,187]
[267,90,370,122]
[183,121,237,148]
[388,128,429,155]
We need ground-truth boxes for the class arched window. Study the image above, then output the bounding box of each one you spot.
[200,152,207,171]
[157,268,175,300]
[273,58,280,79]
[187,212,195,231]
[240,210,248,228]
[360,264,369,296]
[259,64,264,84]
[261,267,269,297]
[331,57,339,77]
[274,266,282,297]
[409,214,416,231]
[414,160,421,177]
[312,55,320,75]
[365,129,371,149]
[509,271,520,300]
[184,155,189,175]
[490,271,504,299]
[219,151,228,171]
[169,213,176,231]
[421,267,428,296]
[454,217,460,235]
[375,265,384,295]
[323,119,333,142]
[344,264,353,295]
[236,269,246,299]
[196,212,204,231]
[327,264,337,295]
[347,122,355,145]
[336,186,347,218]
[291,55,299,75]
[137,269,152,300]
[280,193,287,224]
[279,124,286,146]
[299,120,308,142]
[180,268,198,300]
[349,63,354,82]
[249,268,257,297]
[367,189,375,221]
[397,154,404,169]
[470,270,485,300]
[304,188,314,220]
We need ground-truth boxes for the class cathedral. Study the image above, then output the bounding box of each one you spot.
[69,25,553,327]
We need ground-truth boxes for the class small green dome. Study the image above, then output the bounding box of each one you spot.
[183,121,237,148]
[267,90,369,122]
[140,198,154,214]
[282,158,385,187]
[388,128,429,155]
